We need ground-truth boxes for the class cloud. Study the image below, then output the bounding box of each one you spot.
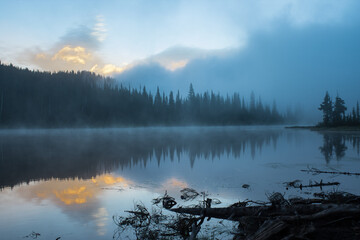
[281,0,354,26]
[18,16,124,76]
[51,46,92,64]
[109,0,358,76]
[114,46,232,76]
[92,15,107,42]
[59,25,102,50]
[23,44,102,73]
[113,46,233,90]
[9,0,358,78]
[145,46,230,71]
[116,22,360,122]
[224,0,356,30]
[90,63,130,75]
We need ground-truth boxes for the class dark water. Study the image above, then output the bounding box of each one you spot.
[0,126,359,239]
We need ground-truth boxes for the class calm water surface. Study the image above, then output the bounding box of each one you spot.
[0,126,359,239]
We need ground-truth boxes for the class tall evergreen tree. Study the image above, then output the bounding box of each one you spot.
[154,87,162,107]
[188,83,195,103]
[175,90,181,108]
[169,91,175,107]
[319,91,333,126]
[333,95,347,125]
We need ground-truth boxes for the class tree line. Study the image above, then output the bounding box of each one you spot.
[0,62,288,127]
[318,91,360,127]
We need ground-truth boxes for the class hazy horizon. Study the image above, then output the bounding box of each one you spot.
[1,0,360,123]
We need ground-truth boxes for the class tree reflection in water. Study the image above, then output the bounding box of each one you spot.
[1,128,359,190]
[319,132,360,163]
[0,127,280,189]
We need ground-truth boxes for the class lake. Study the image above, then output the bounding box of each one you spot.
[0,126,359,239]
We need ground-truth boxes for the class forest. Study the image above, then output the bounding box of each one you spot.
[318,91,360,127]
[0,63,290,127]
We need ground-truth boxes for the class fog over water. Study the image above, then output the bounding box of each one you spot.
[0,126,359,239]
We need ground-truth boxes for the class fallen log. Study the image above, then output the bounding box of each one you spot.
[284,179,340,190]
[169,203,358,221]
[170,204,360,240]
[301,168,360,176]
[170,206,257,220]
[296,181,340,190]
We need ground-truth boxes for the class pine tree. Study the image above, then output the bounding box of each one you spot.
[169,91,175,107]
[175,90,181,108]
[154,87,162,120]
[333,95,347,126]
[188,83,195,103]
[319,91,333,126]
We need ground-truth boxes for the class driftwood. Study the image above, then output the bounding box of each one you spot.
[301,167,360,176]
[295,181,340,190]
[152,190,177,209]
[284,179,340,190]
[170,204,360,221]
[115,190,360,240]
[169,192,360,240]
[180,188,200,201]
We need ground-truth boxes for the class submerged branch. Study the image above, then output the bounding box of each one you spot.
[284,179,340,190]
[301,167,360,176]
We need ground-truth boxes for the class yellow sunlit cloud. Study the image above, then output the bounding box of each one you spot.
[52,46,92,65]
[162,59,189,71]
[26,43,206,77]
[25,44,129,76]
[90,63,129,75]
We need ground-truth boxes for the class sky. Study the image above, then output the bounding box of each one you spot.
[1,0,357,74]
[1,0,360,121]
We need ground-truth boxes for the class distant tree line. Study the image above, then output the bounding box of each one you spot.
[318,91,360,127]
[0,62,288,127]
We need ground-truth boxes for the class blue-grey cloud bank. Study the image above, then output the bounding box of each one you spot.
[116,21,360,123]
